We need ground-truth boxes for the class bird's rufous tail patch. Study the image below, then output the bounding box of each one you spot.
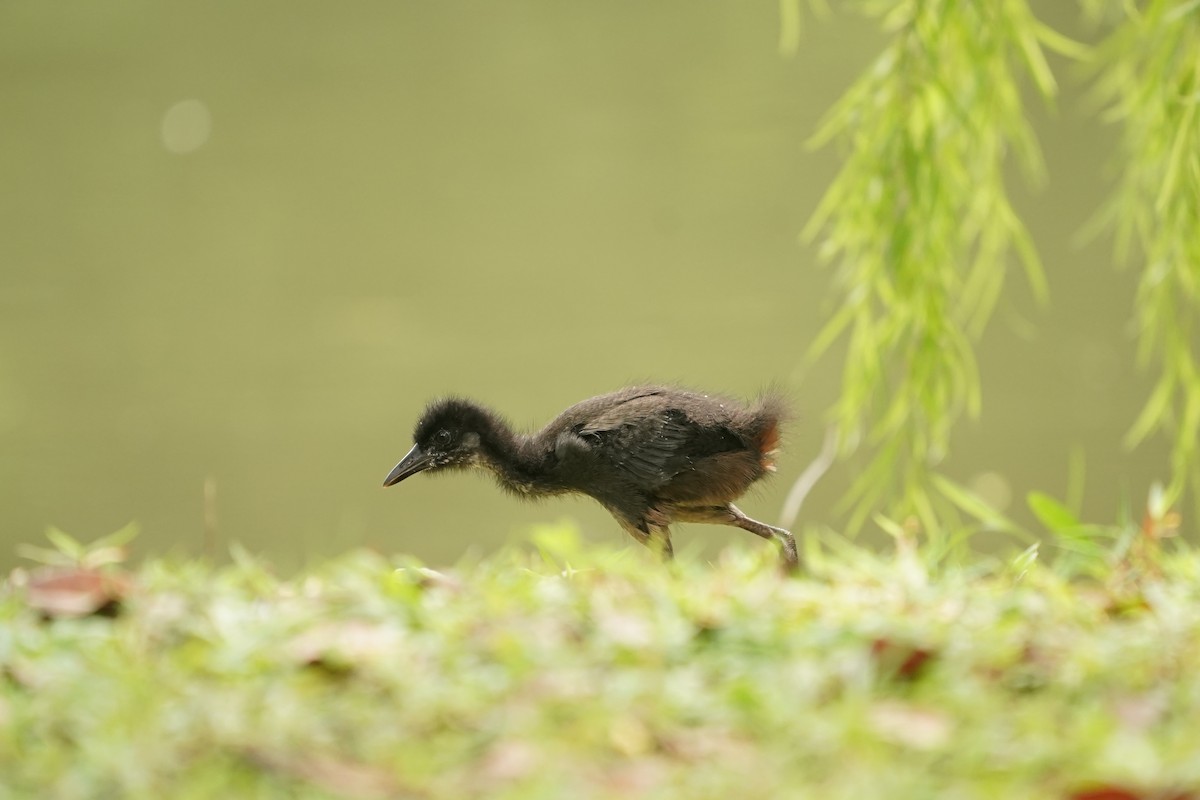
[757,419,781,473]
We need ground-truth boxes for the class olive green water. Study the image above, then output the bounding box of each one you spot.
[0,2,1166,569]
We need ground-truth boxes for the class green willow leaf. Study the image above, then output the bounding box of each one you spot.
[1028,492,1082,534]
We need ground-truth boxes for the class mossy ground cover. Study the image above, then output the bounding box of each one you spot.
[2,524,1199,799]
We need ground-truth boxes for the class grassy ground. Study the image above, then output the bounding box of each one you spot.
[2,522,1199,799]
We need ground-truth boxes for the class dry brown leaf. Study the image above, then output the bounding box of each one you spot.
[413,567,463,592]
[1113,692,1168,732]
[243,747,420,799]
[868,701,953,751]
[660,726,756,765]
[1067,784,1195,800]
[870,637,936,680]
[288,620,405,670]
[478,740,540,783]
[600,757,670,795]
[1069,787,1141,800]
[25,567,132,618]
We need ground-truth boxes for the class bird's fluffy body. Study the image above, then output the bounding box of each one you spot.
[390,385,796,567]
[411,386,783,523]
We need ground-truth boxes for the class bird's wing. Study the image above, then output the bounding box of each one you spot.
[574,395,742,490]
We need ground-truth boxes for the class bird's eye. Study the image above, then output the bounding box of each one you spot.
[433,429,452,447]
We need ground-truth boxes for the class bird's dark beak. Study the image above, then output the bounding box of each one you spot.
[382,444,432,487]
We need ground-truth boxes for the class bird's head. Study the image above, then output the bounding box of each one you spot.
[382,398,493,486]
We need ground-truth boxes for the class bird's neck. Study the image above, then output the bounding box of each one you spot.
[476,417,553,494]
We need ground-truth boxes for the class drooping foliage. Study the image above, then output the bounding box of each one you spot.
[796,0,1199,533]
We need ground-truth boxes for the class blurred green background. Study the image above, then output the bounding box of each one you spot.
[0,2,1166,569]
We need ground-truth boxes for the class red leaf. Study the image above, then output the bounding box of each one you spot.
[1069,786,1142,800]
[1068,784,1195,800]
[871,637,935,680]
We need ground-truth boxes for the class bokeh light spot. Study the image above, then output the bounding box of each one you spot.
[969,471,1012,513]
[161,99,212,154]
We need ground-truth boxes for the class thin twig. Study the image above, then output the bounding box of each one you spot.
[779,426,839,531]
[203,476,218,559]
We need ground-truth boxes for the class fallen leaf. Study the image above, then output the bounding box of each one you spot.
[243,747,419,799]
[25,567,132,618]
[414,567,463,592]
[870,637,935,680]
[868,701,953,750]
[1113,692,1168,731]
[600,756,670,794]
[288,620,405,671]
[660,726,755,764]
[478,740,540,783]
[1068,784,1195,800]
[1068,786,1142,800]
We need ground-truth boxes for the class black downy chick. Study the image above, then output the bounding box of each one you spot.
[383,385,797,569]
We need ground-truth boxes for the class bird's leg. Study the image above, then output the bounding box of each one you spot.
[677,504,798,571]
[728,504,798,571]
